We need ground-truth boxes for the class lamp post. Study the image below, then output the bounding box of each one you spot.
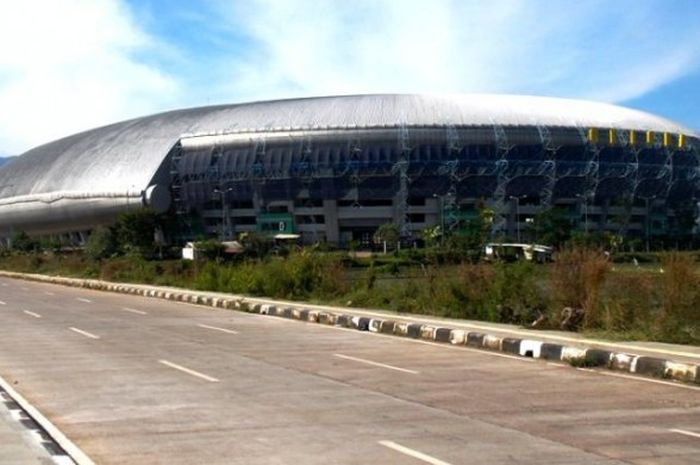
[213,187,234,240]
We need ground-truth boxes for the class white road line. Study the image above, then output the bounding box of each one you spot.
[20,287,28,291]
[334,353,419,374]
[23,310,41,318]
[158,360,220,382]
[197,323,239,334]
[576,368,700,392]
[0,283,7,286]
[44,291,55,296]
[69,327,100,340]
[379,440,452,465]
[122,307,147,315]
[0,300,6,305]
[76,298,92,303]
[670,428,700,439]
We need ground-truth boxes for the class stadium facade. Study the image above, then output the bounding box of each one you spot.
[0,94,698,247]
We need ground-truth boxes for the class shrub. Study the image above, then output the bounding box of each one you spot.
[85,226,118,260]
[657,253,700,343]
[549,247,610,329]
[10,231,39,253]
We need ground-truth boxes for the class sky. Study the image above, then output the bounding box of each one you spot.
[1,0,700,156]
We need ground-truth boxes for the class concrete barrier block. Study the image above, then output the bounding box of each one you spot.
[664,362,696,382]
[393,322,409,336]
[586,349,613,367]
[420,326,436,340]
[298,309,309,320]
[561,346,586,363]
[449,329,466,345]
[483,335,503,351]
[501,337,521,354]
[610,352,636,371]
[321,312,337,325]
[380,320,396,334]
[520,339,542,358]
[291,308,302,319]
[307,311,319,322]
[260,304,271,315]
[369,319,382,333]
[466,332,485,347]
[335,314,350,327]
[281,307,293,318]
[406,323,422,338]
[350,316,370,331]
[434,327,452,343]
[540,343,563,361]
[634,357,667,377]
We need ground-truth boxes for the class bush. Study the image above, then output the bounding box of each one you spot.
[658,253,700,343]
[550,247,610,329]
[10,231,39,253]
[85,226,118,260]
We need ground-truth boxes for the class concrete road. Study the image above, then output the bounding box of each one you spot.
[0,277,698,465]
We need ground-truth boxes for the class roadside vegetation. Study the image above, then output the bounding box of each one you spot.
[0,210,698,345]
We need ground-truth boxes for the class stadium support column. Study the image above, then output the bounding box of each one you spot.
[438,123,463,234]
[579,127,600,232]
[617,130,640,237]
[537,125,558,211]
[392,123,411,240]
[323,199,339,244]
[491,121,513,238]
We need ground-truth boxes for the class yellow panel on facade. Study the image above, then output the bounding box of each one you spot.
[678,133,685,148]
[663,132,670,147]
[629,130,637,145]
[608,129,616,145]
[587,128,598,143]
[645,131,654,144]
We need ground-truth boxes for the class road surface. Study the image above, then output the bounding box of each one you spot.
[0,276,698,464]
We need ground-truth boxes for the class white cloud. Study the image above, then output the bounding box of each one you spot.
[211,0,700,106]
[0,0,179,154]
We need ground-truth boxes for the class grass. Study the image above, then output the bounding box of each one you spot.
[0,248,698,345]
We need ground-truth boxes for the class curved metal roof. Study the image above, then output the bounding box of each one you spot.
[0,93,696,201]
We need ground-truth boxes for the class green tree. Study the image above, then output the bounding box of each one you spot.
[10,231,39,253]
[529,207,572,247]
[373,223,400,248]
[85,226,118,260]
[113,208,160,258]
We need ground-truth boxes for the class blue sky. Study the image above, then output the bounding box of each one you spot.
[1,0,700,156]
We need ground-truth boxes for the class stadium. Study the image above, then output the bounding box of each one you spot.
[0,94,698,247]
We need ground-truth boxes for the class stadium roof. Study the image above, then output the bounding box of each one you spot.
[0,93,696,202]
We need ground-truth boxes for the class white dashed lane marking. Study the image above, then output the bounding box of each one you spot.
[122,307,147,315]
[23,310,41,318]
[0,301,6,305]
[379,441,452,465]
[196,323,239,335]
[158,360,219,382]
[69,327,100,339]
[76,298,92,304]
[334,353,419,374]
[670,428,700,439]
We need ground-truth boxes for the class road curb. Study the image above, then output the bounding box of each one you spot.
[1,270,699,385]
[0,373,95,465]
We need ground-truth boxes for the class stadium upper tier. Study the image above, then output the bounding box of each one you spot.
[0,93,697,238]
